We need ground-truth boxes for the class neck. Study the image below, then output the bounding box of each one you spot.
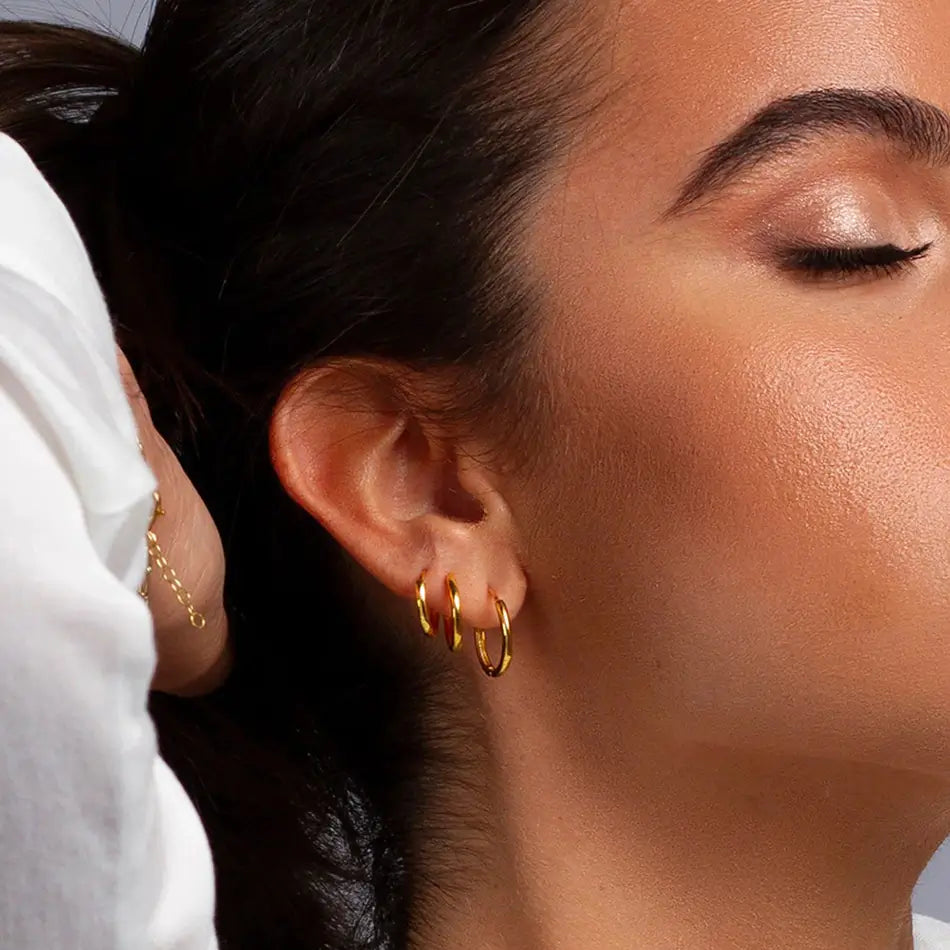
[409,672,950,950]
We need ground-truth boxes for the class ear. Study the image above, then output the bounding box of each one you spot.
[269,361,527,630]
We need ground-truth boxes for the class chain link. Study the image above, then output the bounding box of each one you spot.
[138,488,207,630]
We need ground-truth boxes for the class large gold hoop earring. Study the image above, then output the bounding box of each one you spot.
[474,596,512,678]
[415,573,435,637]
[444,574,464,652]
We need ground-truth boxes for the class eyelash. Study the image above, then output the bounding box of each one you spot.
[780,242,933,281]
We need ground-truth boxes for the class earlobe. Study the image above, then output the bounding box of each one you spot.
[414,569,516,677]
[269,360,527,640]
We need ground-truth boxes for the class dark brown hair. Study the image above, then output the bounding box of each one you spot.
[0,4,592,947]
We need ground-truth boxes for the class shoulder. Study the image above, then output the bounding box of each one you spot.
[914,913,950,949]
[0,131,153,565]
[0,132,111,332]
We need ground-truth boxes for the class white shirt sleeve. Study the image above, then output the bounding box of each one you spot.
[0,133,217,949]
[915,914,950,950]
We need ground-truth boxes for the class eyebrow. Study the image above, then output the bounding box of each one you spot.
[667,88,950,216]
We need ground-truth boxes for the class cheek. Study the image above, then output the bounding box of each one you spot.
[524,290,950,768]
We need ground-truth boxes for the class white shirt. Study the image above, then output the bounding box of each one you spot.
[0,132,216,948]
[916,914,950,950]
[0,130,948,950]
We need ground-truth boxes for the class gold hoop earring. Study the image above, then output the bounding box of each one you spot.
[415,572,435,637]
[474,596,512,678]
[444,574,464,653]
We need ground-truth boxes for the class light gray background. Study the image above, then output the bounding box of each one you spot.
[3,0,949,924]
[1,0,151,43]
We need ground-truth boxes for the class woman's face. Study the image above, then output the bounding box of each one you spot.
[514,0,950,775]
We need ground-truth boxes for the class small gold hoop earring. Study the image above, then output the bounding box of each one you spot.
[415,573,435,637]
[474,596,512,678]
[444,574,464,653]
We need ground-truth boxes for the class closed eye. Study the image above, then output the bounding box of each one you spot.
[779,242,933,281]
